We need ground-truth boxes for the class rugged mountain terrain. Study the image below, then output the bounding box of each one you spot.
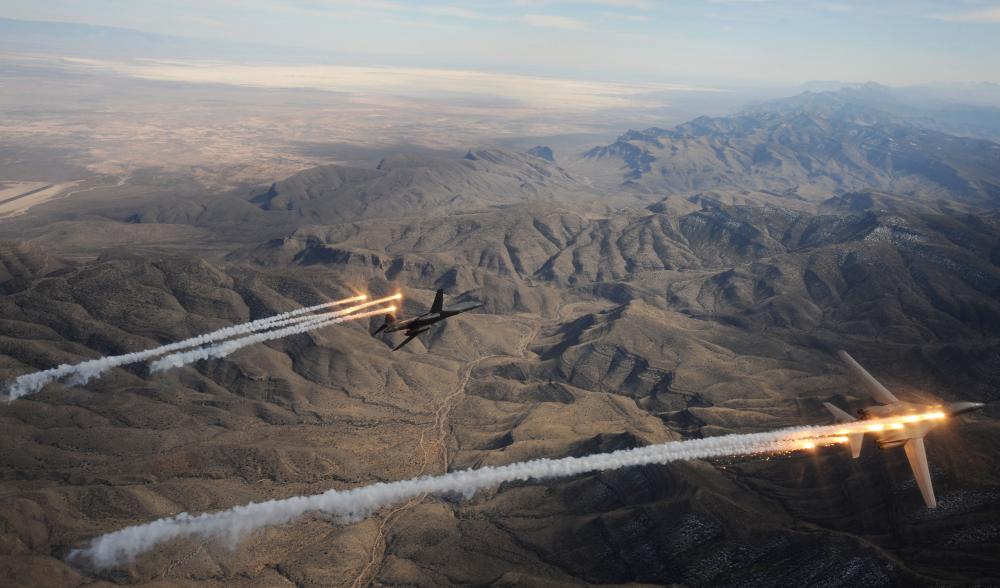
[584,110,1000,206]
[247,149,594,225]
[1,104,999,586]
[748,83,1000,142]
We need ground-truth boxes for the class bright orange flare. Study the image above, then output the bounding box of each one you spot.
[330,295,404,318]
[794,435,851,451]
[722,411,957,459]
[329,294,367,306]
[803,410,954,443]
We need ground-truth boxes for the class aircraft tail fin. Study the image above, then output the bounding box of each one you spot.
[373,313,395,336]
[823,402,857,423]
[824,402,864,458]
[431,289,444,314]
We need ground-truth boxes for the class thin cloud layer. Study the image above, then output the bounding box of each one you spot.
[929,8,1000,24]
[522,14,589,30]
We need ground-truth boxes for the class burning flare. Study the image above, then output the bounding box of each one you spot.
[794,410,947,449]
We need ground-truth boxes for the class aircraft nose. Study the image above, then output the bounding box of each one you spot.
[949,401,985,416]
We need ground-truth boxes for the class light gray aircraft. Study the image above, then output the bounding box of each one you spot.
[373,289,482,351]
[824,350,984,508]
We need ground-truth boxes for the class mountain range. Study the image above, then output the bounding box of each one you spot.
[584,109,1000,206]
[0,93,999,586]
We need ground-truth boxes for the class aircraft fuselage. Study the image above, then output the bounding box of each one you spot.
[383,302,482,335]
[855,400,984,448]
[825,351,986,508]
[373,290,483,351]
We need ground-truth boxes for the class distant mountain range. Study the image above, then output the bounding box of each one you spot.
[750,82,1000,141]
[584,106,1000,206]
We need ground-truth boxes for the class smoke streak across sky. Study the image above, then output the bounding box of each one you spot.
[2,294,391,401]
[69,413,943,569]
[149,305,396,372]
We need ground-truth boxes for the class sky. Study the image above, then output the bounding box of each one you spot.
[2,0,999,85]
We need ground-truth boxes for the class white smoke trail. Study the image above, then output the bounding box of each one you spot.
[149,306,395,373]
[3,295,372,401]
[68,419,890,569]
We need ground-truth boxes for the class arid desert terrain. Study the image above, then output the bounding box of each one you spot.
[1,22,999,587]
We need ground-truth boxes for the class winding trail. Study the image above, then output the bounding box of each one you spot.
[349,318,539,587]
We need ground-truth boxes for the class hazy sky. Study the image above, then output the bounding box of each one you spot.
[3,0,999,84]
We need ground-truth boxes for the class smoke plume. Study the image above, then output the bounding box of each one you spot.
[149,306,394,372]
[3,295,378,401]
[69,420,873,569]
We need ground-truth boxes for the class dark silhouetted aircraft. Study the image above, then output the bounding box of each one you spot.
[825,350,984,508]
[373,289,482,351]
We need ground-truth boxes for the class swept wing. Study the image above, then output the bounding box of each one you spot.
[838,350,899,404]
[903,438,937,508]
